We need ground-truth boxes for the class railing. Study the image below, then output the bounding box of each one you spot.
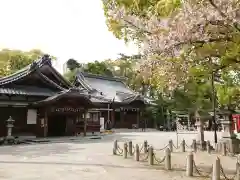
[112,139,240,180]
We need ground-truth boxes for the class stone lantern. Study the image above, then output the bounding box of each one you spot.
[195,111,206,150]
[217,110,240,154]
[6,116,15,140]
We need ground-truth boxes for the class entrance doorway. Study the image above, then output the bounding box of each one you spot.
[48,114,67,136]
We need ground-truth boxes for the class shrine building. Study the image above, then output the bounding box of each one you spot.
[0,55,153,138]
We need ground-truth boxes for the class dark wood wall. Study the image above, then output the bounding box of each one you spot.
[0,107,37,137]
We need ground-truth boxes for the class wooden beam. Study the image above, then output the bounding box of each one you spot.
[0,101,29,106]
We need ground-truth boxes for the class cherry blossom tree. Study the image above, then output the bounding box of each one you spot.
[102,0,240,90]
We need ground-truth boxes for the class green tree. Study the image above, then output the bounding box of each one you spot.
[0,49,51,76]
[66,58,81,71]
[84,61,114,76]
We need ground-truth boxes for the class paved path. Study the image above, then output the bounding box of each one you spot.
[0,131,236,180]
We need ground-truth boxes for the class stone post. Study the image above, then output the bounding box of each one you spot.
[169,139,173,152]
[222,142,227,156]
[148,146,154,165]
[113,140,117,155]
[236,162,240,180]
[212,157,220,180]
[135,144,140,161]
[206,140,211,154]
[181,139,186,152]
[128,141,133,156]
[192,139,197,152]
[123,142,128,159]
[165,148,171,170]
[143,140,148,153]
[186,152,193,176]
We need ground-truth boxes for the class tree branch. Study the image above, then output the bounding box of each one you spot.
[208,0,240,32]
[154,36,232,55]
[208,0,227,18]
[123,19,152,35]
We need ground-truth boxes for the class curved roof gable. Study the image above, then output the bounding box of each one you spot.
[0,55,72,91]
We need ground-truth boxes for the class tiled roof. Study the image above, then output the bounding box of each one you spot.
[75,72,154,105]
[77,72,136,100]
[34,88,111,105]
[0,85,55,96]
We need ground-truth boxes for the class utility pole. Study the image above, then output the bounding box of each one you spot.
[211,67,218,144]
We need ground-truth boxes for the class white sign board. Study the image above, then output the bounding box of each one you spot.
[27,109,37,124]
[100,117,105,131]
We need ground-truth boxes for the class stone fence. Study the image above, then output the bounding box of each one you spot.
[113,139,240,180]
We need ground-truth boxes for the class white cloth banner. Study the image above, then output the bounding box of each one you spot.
[27,109,37,124]
[100,117,105,131]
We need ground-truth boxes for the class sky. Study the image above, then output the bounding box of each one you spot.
[0,0,138,73]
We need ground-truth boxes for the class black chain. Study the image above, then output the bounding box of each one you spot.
[193,160,212,177]
[155,144,169,151]
[220,165,236,180]
[153,153,166,164]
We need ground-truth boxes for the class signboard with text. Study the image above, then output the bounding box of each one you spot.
[51,107,84,113]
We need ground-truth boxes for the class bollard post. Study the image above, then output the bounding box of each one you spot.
[128,141,133,156]
[148,146,154,165]
[212,157,220,180]
[165,148,171,170]
[222,142,227,156]
[169,140,173,152]
[192,139,197,152]
[236,162,240,180]
[123,142,128,159]
[181,139,186,152]
[186,151,193,176]
[113,140,118,155]
[206,140,211,154]
[144,140,148,153]
[135,144,140,161]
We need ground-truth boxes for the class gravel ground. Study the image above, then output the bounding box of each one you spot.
[0,131,236,180]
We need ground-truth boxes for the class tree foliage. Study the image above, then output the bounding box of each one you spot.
[0,49,50,76]
[66,58,81,71]
[103,0,240,82]
[102,0,240,113]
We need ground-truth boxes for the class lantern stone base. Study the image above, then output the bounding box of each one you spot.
[216,137,240,154]
[4,136,15,145]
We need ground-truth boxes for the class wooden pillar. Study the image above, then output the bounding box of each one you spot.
[120,108,124,128]
[111,108,115,128]
[84,109,88,136]
[137,109,140,128]
[43,110,48,137]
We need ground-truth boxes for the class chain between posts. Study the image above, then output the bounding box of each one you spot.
[139,145,144,153]
[220,165,236,180]
[116,145,123,155]
[139,152,149,161]
[114,140,239,180]
[193,160,213,178]
[132,145,135,154]
[154,144,169,151]
[153,152,166,164]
